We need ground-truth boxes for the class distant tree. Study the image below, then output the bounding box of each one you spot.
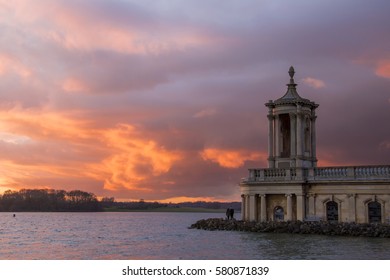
[49,190,67,211]
[101,197,115,203]
[0,188,103,212]
[0,190,23,211]
[100,197,115,208]
[66,190,101,211]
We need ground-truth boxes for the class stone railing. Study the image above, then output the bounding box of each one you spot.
[310,165,390,181]
[242,165,390,183]
[243,168,304,182]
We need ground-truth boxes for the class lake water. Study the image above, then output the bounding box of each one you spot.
[1,212,390,259]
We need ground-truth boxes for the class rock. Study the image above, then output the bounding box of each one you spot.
[189,219,390,238]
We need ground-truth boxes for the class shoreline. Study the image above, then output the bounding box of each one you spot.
[102,207,226,213]
[1,207,227,213]
[189,218,390,238]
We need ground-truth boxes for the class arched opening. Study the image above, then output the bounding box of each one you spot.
[368,201,381,223]
[326,201,338,222]
[304,118,311,153]
[274,206,284,221]
[279,114,290,158]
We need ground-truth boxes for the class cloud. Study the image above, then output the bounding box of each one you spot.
[193,108,217,118]
[380,141,390,150]
[91,124,183,191]
[0,0,390,202]
[62,78,90,93]
[375,60,390,79]
[200,148,266,169]
[302,77,325,89]
[157,196,223,203]
[0,108,182,195]
[2,0,216,55]
[0,54,32,78]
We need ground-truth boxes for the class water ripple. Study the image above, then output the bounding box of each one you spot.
[1,212,390,259]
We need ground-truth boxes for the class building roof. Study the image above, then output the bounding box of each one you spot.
[266,66,318,108]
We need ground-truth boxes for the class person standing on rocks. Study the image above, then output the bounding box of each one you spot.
[226,208,234,220]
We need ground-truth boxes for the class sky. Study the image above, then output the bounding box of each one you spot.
[0,0,389,202]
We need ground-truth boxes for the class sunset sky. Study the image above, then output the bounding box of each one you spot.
[0,0,389,202]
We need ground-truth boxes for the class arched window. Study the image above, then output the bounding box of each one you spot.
[368,201,381,223]
[279,114,290,158]
[274,206,284,221]
[326,201,338,222]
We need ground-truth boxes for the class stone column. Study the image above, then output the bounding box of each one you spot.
[338,201,342,222]
[308,194,316,217]
[249,194,257,221]
[290,113,297,167]
[311,114,317,167]
[260,194,267,222]
[267,112,275,168]
[381,202,386,223]
[245,195,250,221]
[286,194,293,221]
[241,195,245,220]
[289,113,296,160]
[348,194,356,222]
[296,107,303,167]
[257,197,262,221]
[274,115,280,160]
[296,194,305,221]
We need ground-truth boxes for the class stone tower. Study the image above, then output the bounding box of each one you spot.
[265,66,319,168]
[240,67,390,223]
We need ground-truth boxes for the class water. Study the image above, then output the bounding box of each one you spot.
[1,212,390,259]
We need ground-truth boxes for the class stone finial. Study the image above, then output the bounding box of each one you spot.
[288,66,295,78]
[288,66,295,84]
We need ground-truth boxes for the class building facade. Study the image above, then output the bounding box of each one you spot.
[240,67,390,223]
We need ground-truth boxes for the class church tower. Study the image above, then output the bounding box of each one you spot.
[265,66,318,168]
[240,66,390,223]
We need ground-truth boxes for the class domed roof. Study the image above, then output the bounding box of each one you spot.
[266,66,318,108]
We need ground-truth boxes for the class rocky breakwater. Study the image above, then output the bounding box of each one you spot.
[189,218,390,238]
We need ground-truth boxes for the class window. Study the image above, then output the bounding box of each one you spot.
[274,206,284,221]
[368,201,381,223]
[326,201,338,222]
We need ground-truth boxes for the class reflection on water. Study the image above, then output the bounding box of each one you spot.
[239,232,390,259]
[1,212,390,259]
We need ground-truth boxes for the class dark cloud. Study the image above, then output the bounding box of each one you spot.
[0,0,389,201]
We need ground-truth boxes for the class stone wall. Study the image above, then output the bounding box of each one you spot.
[308,183,390,223]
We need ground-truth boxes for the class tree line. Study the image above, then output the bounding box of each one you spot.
[101,198,241,211]
[0,188,241,212]
[0,189,102,212]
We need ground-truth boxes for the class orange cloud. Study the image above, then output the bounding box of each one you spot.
[302,77,325,89]
[92,124,183,191]
[0,109,182,193]
[2,1,215,55]
[156,196,223,203]
[62,78,90,93]
[0,108,96,142]
[200,148,266,168]
[375,60,390,78]
[0,54,32,78]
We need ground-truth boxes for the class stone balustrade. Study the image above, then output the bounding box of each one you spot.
[244,168,303,182]
[312,165,390,181]
[242,165,390,183]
